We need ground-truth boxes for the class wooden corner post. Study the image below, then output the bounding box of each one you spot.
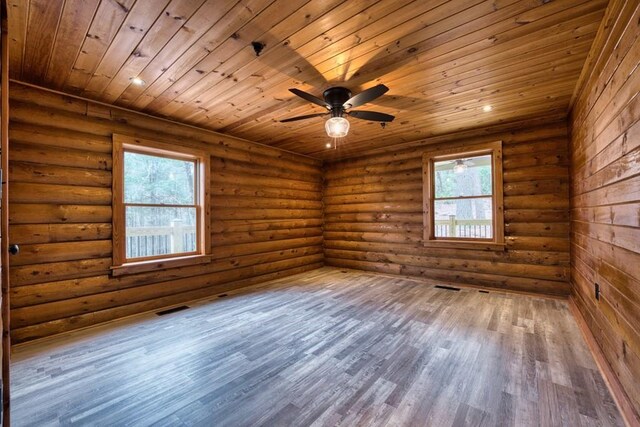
[1,0,10,424]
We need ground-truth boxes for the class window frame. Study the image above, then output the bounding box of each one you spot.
[111,134,211,276]
[422,140,505,251]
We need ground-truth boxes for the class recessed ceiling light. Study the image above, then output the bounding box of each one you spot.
[483,105,492,112]
[130,77,145,86]
[326,142,332,148]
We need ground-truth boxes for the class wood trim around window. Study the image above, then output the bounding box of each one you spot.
[112,134,211,276]
[422,140,504,251]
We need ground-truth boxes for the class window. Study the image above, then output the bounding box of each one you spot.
[422,141,504,250]
[112,134,210,275]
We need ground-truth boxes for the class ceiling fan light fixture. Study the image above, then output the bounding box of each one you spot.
[325,116,350,138]
[453,159,467,174]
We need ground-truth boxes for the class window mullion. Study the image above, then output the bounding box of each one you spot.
[434,195,493,201]
[123,205,198,210]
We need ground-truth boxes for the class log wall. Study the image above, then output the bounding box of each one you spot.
[569,0,640,420]
[323,122,571,296]
[8,82,323,342]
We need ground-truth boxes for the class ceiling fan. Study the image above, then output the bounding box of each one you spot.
[452,158,475,174]
[280,84,395,138]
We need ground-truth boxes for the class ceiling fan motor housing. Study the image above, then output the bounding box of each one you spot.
[323,87,351,117]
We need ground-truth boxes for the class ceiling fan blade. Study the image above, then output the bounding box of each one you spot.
[289,88,330,108]
[280,113,328,123]
[348,110,395,122]
[343,84,389,109]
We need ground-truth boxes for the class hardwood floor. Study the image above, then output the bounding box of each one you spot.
[12,267,623,426]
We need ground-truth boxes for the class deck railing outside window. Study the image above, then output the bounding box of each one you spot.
[434,216,492,239]
[125,220,197,259]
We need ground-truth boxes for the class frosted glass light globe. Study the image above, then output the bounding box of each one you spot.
[325,117,350,138]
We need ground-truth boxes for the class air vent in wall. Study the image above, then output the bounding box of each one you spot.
[434,285,461,292]
[156,305,190,316]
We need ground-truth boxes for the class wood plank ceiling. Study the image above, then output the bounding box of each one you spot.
[7,0,607,159]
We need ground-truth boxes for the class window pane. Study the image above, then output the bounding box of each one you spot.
[434,198,493,239]
[125,206,197,259]
[434,154,492,198]
[124,151,195,205]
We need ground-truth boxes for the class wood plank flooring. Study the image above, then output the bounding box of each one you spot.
[11,267,623,426]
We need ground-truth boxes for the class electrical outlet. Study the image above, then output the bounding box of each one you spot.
[595,283,600,301]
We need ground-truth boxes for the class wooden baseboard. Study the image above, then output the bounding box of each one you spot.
[568,296,640,427]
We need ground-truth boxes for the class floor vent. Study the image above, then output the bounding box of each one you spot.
[434,285,461,292]
[217,293,228,298]
[479,290,490,294]
[156,305,190,316]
